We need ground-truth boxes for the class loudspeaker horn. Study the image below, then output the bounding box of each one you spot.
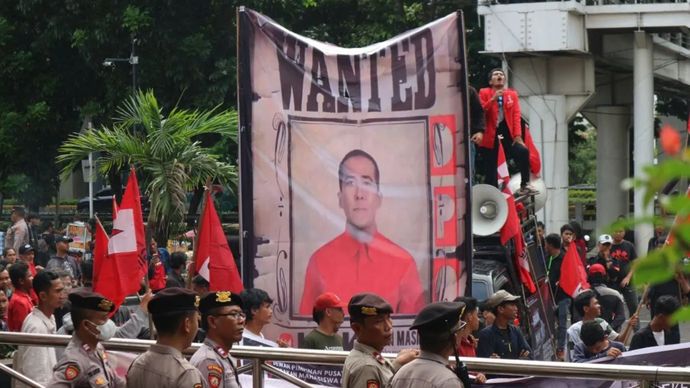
[472,184,508,236]
[508,174,548,211]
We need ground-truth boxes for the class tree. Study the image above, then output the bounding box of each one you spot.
[56,90,237,241]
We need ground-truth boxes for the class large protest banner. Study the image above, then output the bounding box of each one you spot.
[237,8,471,351]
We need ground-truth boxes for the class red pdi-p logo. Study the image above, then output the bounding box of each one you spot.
[434,186,457,247]
[429,115,456,176]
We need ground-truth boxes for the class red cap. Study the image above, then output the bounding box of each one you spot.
[588,263,606,276]
[313,292,345,311]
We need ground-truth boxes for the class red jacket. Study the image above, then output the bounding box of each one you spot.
[478,87,522,149]
[523,123,542,175]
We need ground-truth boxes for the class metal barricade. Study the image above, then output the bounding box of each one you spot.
[1,332,690,387]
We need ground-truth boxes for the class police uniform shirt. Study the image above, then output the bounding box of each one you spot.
[48,336,125,387]
[126,344,206,388]
[342,340,397,388]
[389,351,463,388]
[190,337,241,388]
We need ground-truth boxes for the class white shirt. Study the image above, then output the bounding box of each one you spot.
[13,308,57,388]
[566,318,618,362]
[652,330,665,346]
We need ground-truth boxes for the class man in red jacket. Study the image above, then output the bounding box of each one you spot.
[478,69,532,194]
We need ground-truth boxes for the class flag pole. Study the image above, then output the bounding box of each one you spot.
[187,179,212,289]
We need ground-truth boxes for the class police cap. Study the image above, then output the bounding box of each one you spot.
[68,289,115,313]
[348,293,393,319]
[410,301,466,332]
[199,291,243,314]
[149,287,199,315]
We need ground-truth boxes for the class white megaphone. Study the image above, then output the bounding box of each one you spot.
[472,184,508,236]
[508,174,548,211]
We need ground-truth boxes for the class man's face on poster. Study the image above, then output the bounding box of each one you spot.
[338,155,381,233]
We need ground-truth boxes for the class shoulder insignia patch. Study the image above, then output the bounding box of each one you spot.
[207,364,223,375]
[366,379,380,388]
[208,374,221,388]
[65,364,80,381]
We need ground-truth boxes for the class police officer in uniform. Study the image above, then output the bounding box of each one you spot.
[390,301,471,388]
[127,288,205,388]
[48,290,124,387]
[190,291,245,388]
[341,293,418,388]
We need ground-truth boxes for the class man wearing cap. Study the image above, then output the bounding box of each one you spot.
[6,206,29,252]
[47,236,81,282]
[18,244,41,276]
[191,291,245,388]
[587,234,621,289]
[127,288,205,388]
[48,290,124,387]
[391,301,469,387]
[299,150,425,316]
[342,293,418,388]
[476,290,532,360]
[587,264,626,331]
[302,292,345,350]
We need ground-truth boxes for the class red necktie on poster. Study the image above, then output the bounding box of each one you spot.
[195,190,243,292]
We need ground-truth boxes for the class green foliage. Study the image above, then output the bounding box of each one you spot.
[569,189,595,204]
[629,149,690,322]
[57,90,237,240]
[569,115,596,185]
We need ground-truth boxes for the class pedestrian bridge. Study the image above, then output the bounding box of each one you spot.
[477,0,690,254]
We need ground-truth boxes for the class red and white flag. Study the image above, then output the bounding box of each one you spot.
[195,191,243,292]
[95,167,147,308]
[559,241,590,297]
[92,218,109,288]
[497,142,536,293]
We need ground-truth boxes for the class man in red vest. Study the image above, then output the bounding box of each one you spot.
[478,69,533,194]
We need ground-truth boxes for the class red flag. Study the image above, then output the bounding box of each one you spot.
[96,168,147,308]
[195,191,243,292]
[513,233,537,293]
[497,142,536,292]
[559,241,590,297]
[92,219,109,287]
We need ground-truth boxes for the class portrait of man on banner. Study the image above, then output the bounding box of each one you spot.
[289,120,430,316]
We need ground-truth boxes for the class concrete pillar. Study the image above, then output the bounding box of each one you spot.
[591,106,630,235]
[526,95,569,233]
[633,31,655,256]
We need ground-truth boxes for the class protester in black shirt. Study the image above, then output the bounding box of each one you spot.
[610,228,638,326]
[630,295,680,351]
[587,234,621,289]
[544,233,568,360]
[165,252,187,288]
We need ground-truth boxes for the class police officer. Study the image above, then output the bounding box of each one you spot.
[341,293,418,388]
[127,288,205,388]
[390,301,470,388]
[190,291,245,388]
[48,290,125,387]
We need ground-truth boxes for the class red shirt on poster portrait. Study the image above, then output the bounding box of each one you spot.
[299,231,425,315]
[478,87,522,149]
